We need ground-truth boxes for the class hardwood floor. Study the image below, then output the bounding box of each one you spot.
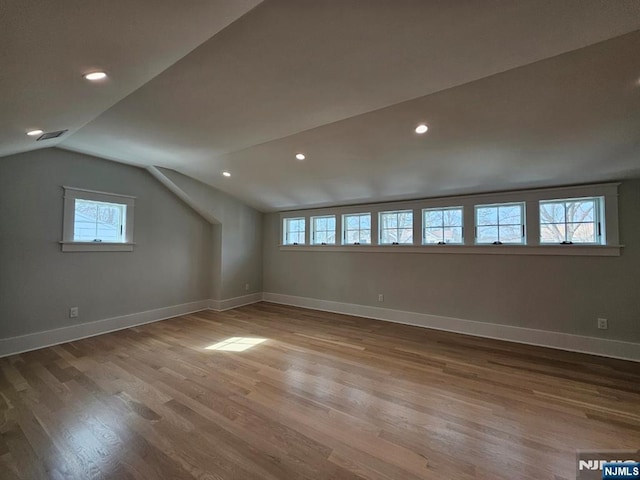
[1,302,639,480]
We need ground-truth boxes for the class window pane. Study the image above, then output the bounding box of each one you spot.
[398,212,413,228]
[568,223,596,243]
[540,202,565,224]
[443,209,462,227]
[381,213,398,228]
[284,218,305,244]
[541,224,565,243]
[476,203,524,244]
[399,228,413,244]
[74,200,98,241]
[311,216,335,244]
[380,229,396,244]
[477,207,497,226]
[540,197,601,244]
[477,226,498,243]
[424,208,463,244]
[380,211,413,244]
[343,214,370,245]
[499,225,522,243]
[424,227,443,244]
[97,205,123,241]
[498,205,521,225]
[74,199,125,242]
[567,200,595,222]
[445,227,463,244]
[424,211,443,227]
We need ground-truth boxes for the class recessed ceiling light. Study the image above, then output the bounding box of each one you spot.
[222,171,231,177]
[415,124,429,134]
[83,71,108,81]
[26,129,43,136]
[295,153,306,160]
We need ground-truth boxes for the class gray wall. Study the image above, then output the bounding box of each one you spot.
[263,180,640,343]
[156,168,263,300]
[0,149,212,338]
[3,146,636,347]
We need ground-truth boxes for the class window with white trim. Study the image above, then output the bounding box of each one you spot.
[311,215,336,245]
[277,183,619,256]
[539,197,603,244]
[379,210,413,245]
[423,207,463,244]
[283,217,305,245]
[475,202,525,244]
[342,213,371,245]
[62,187,135,252]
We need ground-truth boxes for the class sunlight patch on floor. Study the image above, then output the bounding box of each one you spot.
[205,337,267,352]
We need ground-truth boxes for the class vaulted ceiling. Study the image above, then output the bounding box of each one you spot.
[2,1,640,211]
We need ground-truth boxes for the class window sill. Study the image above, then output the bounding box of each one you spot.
[60,242,135,252]
[279,244,623,256]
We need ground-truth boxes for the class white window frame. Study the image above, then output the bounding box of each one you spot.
[379,210,414,245]
[278,182,621,256]
[283,217,306,245]
[342,213,371,245]
[539,196,604,245]
[475,202,526,245]
[422,206,464,245]
[311,215,336,245]
[61,187,135,252]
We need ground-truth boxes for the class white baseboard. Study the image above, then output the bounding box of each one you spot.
[0,300,210,358]
[209,292,263,312]
[4,293,637,362]
[262,292,640,362]
[0,293,265,358]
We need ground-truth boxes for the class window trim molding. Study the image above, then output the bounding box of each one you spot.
[422,206,464,245]
[538,196,605,245]
[474,201,526,245]
[279,244,622,256]
[279,182,621,256]
[342,212,372,245]
[378,209,414,245]
[310,214,337,245]
[60,242,137,252]
[282,216,306,245]
[61,186,136,252]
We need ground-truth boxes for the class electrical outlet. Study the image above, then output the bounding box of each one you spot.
[597,318,608,330]
[378,294,384,302]
[69,307,79,318]
[245,283,250,291]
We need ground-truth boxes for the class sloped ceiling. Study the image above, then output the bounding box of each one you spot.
[2,0,640,211]
[0,0,263,157]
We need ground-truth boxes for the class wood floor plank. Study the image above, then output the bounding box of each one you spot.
[1,302,639,479]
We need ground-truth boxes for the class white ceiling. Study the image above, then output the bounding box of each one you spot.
[0,0,262,157]
[2,0,640,211]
